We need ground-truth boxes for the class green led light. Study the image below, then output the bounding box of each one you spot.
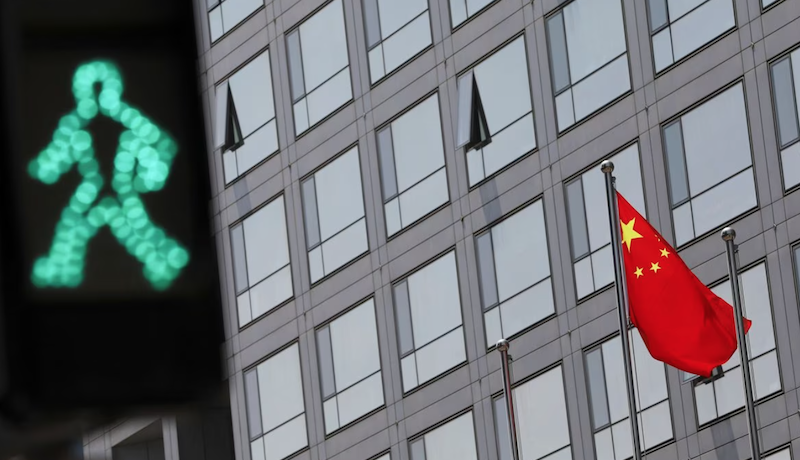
[29,60,188,291]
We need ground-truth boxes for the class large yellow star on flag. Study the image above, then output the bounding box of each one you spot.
[620,218,643,251]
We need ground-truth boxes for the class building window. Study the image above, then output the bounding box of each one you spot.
[566,144,645,300]
[317,298,384,434]
[364,0,432,83]
[690,262,781,425]
[449,0,496,27]
[763,0,781,7]
[663,82,756,247]
[795,245,800,304]
[395,251,466,392]
[647,0,735,73]
[765,448,792,460]
[214,51,278,185]
[769,48,800,191]
[410,412,478,460]
[456,36,537,186]
[547,0,631,132]
[495,366,571,460]
[585,331,673,459]
[302,147,367,284]
[476,200,554,347]
[378,94,448,236]
[245,343,308,460]
[231,196,292,327]
[208,0,263,42]
[286,0,352,135]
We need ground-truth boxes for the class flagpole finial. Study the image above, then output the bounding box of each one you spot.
[496,339,510,352]
[721,227,736,242]
[601,160,614,173]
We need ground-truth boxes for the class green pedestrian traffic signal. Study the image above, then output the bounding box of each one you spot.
[28,60,189,291]
[0,0,224,436]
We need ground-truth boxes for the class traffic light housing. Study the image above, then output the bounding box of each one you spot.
[0,0,224,425]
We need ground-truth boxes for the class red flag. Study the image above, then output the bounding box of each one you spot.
[616,191,751,377]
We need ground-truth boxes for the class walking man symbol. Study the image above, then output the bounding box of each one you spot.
[29,60,189,291]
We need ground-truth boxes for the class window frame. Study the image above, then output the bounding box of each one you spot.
[207,0,266,44]
[284,0,354,138]
[544,0,633,134]
[473,197,556,349]
[213,48,281,187]
[374,91,450,239]
[314,296,385,436]
[448,0,500,30]
[761,0,785,11]
[563,140,646,301]
[767,46,800,194]
[454,32,538,189]
[491,362,573,460]
[685,259,783,428]
[242,340,310,459]
[644,0,738,75]
[660,78,758,248]
[582,331,674,456]
[362,0,434,85]
[794,243,800,315]
[229,193,294,329]
[392,248,468,394]
[300,144,369,285]
[408,409,479,460]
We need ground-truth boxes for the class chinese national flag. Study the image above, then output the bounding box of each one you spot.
[616,191,751,377]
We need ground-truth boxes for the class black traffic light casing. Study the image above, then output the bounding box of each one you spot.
[0,0,224,424]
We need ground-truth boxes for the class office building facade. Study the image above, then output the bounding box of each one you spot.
[193,0,800,459]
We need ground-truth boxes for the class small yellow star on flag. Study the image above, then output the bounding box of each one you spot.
[660,248,670,258]
[620,218,643,251]
[650,262,661,273]
[634,267,644,278]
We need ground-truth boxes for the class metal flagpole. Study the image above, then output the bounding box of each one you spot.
[497,339,521,460]
[721,227,761,460]
[601,161,644,460]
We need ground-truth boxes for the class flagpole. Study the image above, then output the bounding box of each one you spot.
[497,339,521,460]
[721,227,761,460]
[601,161,643,460]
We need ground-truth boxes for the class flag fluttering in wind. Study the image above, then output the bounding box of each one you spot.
[616,191,751,377]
